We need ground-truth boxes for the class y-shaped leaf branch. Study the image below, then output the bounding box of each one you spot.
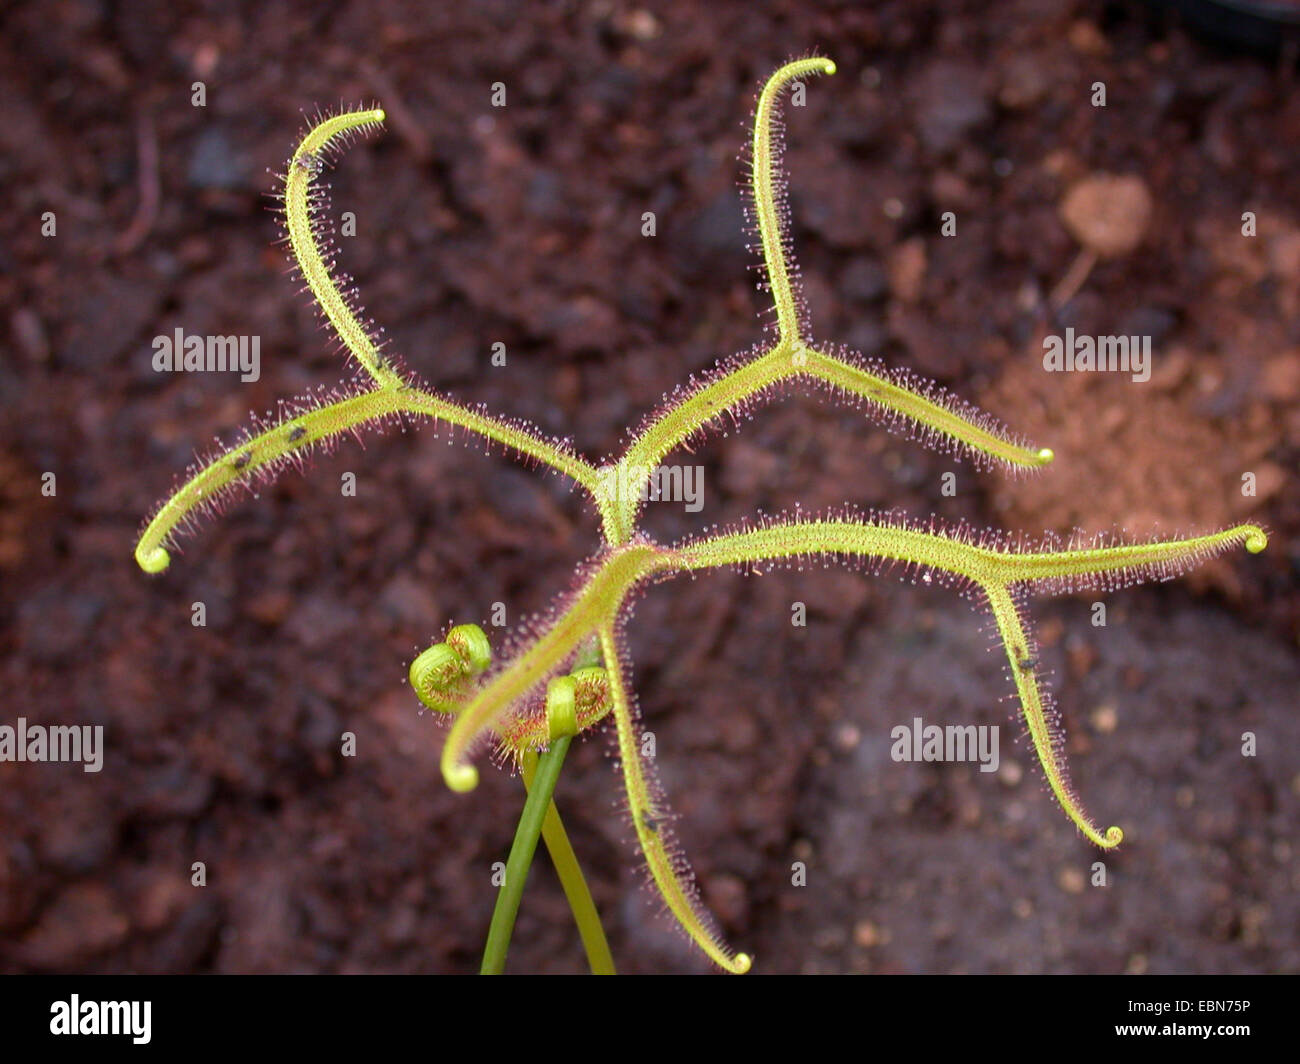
[137,108,610,575]
[433,518,1265,966]
[671,517,1268,848]
[604,58,1049,542]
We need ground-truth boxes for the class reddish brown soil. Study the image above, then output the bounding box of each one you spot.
[0,1,1296,974]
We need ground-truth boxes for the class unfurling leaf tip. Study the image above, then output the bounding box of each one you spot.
[136,545,170,574]
[446,764,479,793]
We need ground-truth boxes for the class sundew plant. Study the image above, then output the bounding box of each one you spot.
[135,58,1267,974]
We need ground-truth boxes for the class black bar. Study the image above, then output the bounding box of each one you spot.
[0,973,1288,1052]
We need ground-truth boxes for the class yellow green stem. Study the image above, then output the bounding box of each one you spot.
[521,751,616,975]
[481,735,572,974]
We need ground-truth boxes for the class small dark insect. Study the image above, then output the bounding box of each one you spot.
[641,814,659,834]
[288,426,306,442]
[1018,656,1038,671]
[232,452,251,470]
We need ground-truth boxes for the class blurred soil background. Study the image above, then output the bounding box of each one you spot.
[0,0,1297,973]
